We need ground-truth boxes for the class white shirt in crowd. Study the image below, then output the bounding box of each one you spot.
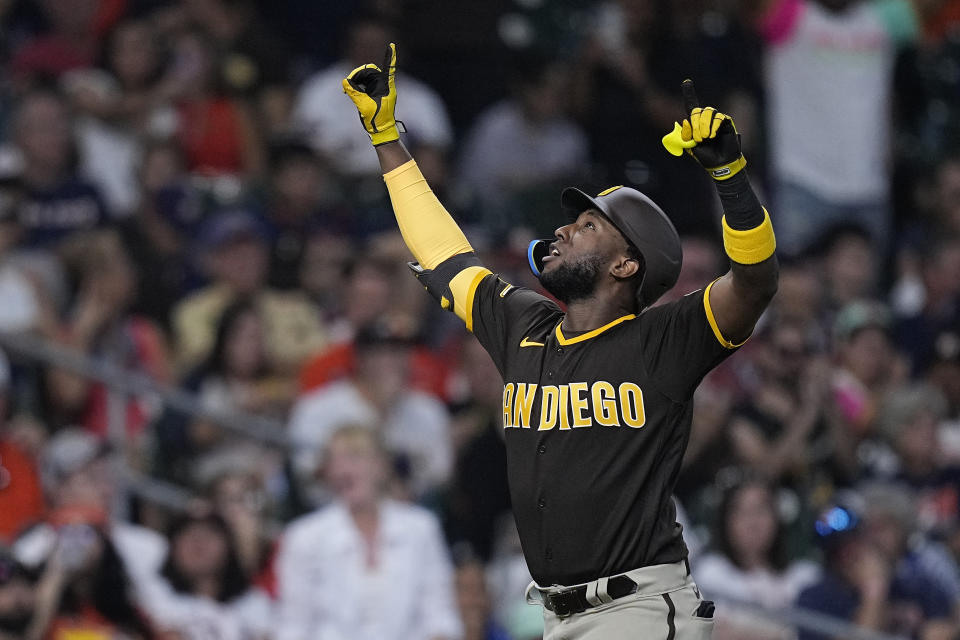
[287,379,453,497]
[275,499,463,640]
[694,552,820,610]
[764,0,917,203]
[294,62,452,177]
[140,575,273,640]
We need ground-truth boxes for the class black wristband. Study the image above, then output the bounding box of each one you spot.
[715,172,765,230]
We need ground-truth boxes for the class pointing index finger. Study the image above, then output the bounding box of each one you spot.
[384,42,397,77]
[681,79,700,115]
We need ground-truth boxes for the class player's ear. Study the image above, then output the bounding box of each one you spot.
[610,254,641,280]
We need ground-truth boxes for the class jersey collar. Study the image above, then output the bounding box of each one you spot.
[554,314,636,346]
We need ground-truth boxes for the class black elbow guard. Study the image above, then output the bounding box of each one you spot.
[407,252,483,310]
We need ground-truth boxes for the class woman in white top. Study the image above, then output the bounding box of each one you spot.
[146,510,272,640]
[696,477,820,640]
[275,425,462,640]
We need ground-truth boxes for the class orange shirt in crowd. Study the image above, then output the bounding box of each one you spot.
[299,342,450,400]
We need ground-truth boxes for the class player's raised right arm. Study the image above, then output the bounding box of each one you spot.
[342,43,492,329]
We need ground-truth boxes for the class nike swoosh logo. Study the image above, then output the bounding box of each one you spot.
[520,337,545,348]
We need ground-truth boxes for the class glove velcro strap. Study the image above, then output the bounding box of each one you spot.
[721,208,776,264]
[707,155,747,181]
[371,124,400,146]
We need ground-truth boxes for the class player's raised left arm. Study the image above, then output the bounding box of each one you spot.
[663,80,778,345]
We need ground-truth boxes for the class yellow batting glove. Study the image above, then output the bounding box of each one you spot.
[662,80,746,181]
[342,43,401,146]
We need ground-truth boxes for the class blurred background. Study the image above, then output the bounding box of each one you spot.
[0,0,958,639]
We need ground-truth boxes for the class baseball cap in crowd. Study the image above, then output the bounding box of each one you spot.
[833,300,892,342]
[877,384,948,444]
[198,209,269,252]
[39,428,110,495]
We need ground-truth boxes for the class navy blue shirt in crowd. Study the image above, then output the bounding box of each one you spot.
[18,179,108,247]
[797,555,953,640]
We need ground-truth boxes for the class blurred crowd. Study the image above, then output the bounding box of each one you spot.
[0,0,958,639]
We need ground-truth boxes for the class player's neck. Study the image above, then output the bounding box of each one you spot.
[562,297,636,333]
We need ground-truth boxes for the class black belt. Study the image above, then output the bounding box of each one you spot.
[540,575,638,618]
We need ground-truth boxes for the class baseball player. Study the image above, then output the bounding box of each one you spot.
[343,44,778,639]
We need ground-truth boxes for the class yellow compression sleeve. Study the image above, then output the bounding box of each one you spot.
[383,160,473,269]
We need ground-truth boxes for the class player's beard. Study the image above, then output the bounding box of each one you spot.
[539,253,605,304]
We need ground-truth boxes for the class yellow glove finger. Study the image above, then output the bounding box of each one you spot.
[690,108,702,142]
[681,118,693,142]
[385,43,397,95]
[345,63,381,84]
[698,107,716,141]
[710,112,727,138]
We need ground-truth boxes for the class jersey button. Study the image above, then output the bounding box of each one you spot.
[547,371,553,378]
[538,444,546,454]
[556,347,564,354]
[545,547,553,561]
[538,498,546,509]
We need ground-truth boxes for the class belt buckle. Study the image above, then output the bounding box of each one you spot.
[546,587,583,619]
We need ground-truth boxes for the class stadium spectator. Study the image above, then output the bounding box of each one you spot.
[895,237,960,373]
[45,229,171,439]
[146,510,272,640]
[797,488,958,640]
[263,140,351,290]
[831,301,906,440]
[275,425,462,640]
[124,140,203,328]
[753,0,918,255]
[696,478,820,640]
[158,299,290,481]
[0,146,46,334]
[197,451,277,581]
[819,224,879,313]
[14,429,167,607]
[178,0,291,113]
[288,320,452,501]
[26,505,154,640]
[167,28,265,178]
[456,49,588,236]
[767,257,826,344]
[171,208,327,374]
[11,89,110,248]
[0,548,36,640]
[871,385,960,535]
[7,0,100,85]
[293,13,453,179]
[727,323,834,482]
[455,557,511,640]
[296,231,355,324]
